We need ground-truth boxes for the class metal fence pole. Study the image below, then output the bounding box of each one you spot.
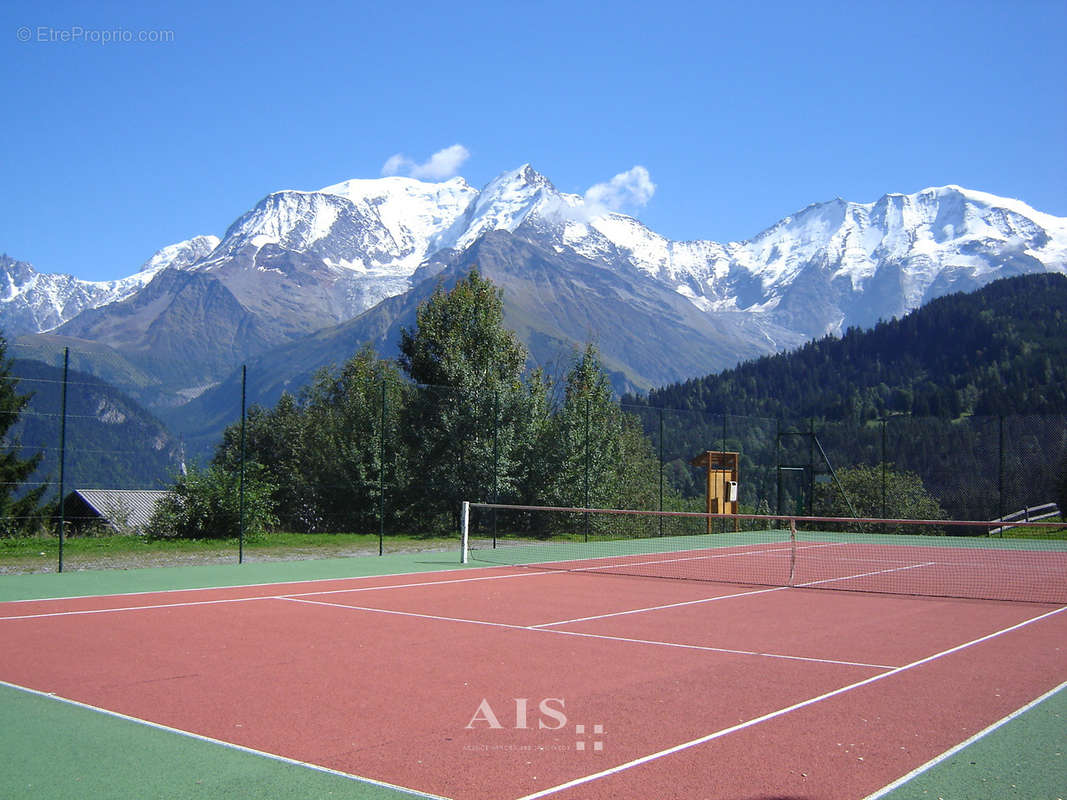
[379,378,386,556]
[584,396,590,542]
[56,347,69,573]
[775,419,781,516]
[658,407,664,534]
[238,365,246,564]
[492,389,499,543]
[998,415,1005,531]
[881,417,888,519]
[808,418,816,516]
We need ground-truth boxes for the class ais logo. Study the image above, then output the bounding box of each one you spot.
[465,697,568,730]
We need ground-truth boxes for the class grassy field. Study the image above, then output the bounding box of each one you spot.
[0,531,460,574]
[998,516,1067,539]
[1,514,1062,575]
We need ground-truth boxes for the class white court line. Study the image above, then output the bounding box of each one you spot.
[513,604,1067,800]
[282,596,533,631]
[272,568,555,599]
[0,569,554,621]
[862,679,1067,800]
[0,540,848,622]
[0,562,493,605]
[571,544,795,571]
[278,596,898,670]
[0,679,449,800]
[796,562,938,588]
[0,595,277,621]
[529,585,790,627]
[534,627,898,670]
[533,561,938,629]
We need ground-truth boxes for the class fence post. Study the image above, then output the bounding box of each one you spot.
[658,407,664,534]
[379,378,386,556]
[882,417,889,519]
[998,415,1005,531]
[492,389,499,544]
[808,418,816,516]
[775,418,781,516]
[493,389,499,504]
[56,347,69,573]
[584,396,591,542]
[238,365,246,564]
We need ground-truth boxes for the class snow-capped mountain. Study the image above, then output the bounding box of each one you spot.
[188,177,479,323]
[5,166,1065,409]
[499,178,1067,338]
[0,235,218,337]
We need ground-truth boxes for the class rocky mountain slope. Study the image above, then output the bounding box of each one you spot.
[4,167,1064,417]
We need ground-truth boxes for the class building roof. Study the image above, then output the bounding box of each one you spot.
[70,489,169,531]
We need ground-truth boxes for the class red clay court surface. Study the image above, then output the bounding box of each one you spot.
[1,557,1065,799]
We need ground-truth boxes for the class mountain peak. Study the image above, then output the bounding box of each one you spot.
[440,165,563,252]
[482,163,557,194]
[136,235,220,276]
[316,174,473,203]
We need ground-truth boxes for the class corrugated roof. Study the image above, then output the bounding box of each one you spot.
[73,489,169,531]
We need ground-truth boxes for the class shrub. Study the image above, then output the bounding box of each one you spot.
[146,463,277,540]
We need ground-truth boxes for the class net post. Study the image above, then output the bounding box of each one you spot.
[460,501,470,564]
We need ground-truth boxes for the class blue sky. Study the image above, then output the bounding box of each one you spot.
[3,0,1065,282]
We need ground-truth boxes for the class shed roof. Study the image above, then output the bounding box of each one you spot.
[71,489,169,530]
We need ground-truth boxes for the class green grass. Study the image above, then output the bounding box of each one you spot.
[0,531,460,574]
[997,516,1067,540]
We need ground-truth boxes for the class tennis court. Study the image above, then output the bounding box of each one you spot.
[1,512,1065,799]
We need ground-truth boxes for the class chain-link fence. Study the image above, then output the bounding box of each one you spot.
[2,343,1064,572]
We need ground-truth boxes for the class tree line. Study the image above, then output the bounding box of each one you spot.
[629,273,1067,422]
[2,271,1062,540]
[622,274,1067,521]
[148,270,670,539]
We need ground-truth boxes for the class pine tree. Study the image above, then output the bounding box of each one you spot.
[0,337,48,535]
[547,344,662,512]
[397,269,544,528]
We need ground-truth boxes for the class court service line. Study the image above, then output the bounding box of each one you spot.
[0,679,449,800]
[0,569,556,621]
[795,562,938,588]
[281,596,534,631]
[0,563,497,605]
[0,541,846,622]
[862,678,1067,800]
[0,594,278,621]
[529,584,791,627]
[277,596,898,670]
[512,604,1067,800]
[533,627,898,670]
[532,561,937,629]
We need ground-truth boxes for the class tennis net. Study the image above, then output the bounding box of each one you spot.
[460,502,1067,604]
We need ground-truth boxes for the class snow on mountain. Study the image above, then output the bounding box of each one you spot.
[706,186,1067,332]
[6,166,1065,369]
[320,175,478,261]
[201,176,477,276]
[531,182,1067,336]
[436,164,577,252]
[112,235,220,291]
[0,235,219,336]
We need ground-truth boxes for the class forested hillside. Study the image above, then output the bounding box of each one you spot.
[629,274,1067,421]
[9,359,182,497]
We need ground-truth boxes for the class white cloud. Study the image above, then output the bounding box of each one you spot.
[380,144,471,180]
[380,153,411,176]
[584,165,656,213]
[554,165,656,223]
